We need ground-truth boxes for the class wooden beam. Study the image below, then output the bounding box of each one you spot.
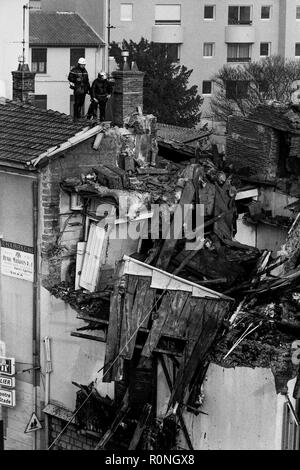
[70,331,182,357]
[95,390,130,450]
[128,404,152,450]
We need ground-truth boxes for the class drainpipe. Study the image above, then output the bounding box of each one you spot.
[0,235,5,450]
[32,181,40,450]
[44,337,52,448]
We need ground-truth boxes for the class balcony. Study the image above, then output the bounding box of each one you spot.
[225,25,255,43]
[152,25,183,44]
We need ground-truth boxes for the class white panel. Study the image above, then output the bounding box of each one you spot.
[79,224,106,292]
[152,25,183,43]
[151,270,192,292]
[123,259,153,277]
[225,25,255,43]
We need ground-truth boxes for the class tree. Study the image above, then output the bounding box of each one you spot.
[210,55,300,122]
[110,38,203,127]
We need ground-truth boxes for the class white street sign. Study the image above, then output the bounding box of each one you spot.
[0,389,16,407]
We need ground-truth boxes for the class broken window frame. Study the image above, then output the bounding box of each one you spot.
[227,43,251,62]
[228,5,252,25]
[31,47,47,74]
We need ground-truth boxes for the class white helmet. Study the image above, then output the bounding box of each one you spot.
[78,57,86,65]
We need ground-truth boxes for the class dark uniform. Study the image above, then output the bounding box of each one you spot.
[87,74,113,121]
[68,64,90,120]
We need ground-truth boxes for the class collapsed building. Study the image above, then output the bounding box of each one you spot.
[0,62,300,450]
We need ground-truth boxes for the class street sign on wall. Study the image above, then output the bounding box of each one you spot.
[0,356,15,376]
[0,376,15,388]
[0,241,34,282]
[0,389,16,407]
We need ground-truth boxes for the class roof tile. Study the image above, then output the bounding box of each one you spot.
[0,99,86,164]
[29,11,104,47]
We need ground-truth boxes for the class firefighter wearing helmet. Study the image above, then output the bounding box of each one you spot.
[68,57,91,120]
[87,71,113,122]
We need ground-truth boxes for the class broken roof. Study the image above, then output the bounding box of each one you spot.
[0,99,87,164]
[246,103,300,133]
[29,11,105,47]
[157,123,210,145]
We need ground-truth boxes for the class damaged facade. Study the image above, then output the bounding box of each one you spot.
[1,63,300,451]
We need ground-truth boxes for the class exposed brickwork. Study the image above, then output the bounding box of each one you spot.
[40,135,120,286]
[12,65,36,104]
[49,416,98,450]
[226,115,280,183]
[112,71,144,127]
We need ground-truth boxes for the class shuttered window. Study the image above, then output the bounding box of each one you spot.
[155,4,181,24]
[79,224,106,292]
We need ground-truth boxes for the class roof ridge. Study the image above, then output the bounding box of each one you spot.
[3,98,76,121]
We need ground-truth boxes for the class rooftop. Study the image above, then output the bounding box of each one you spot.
[246,103,300,133]
[0,99,86,164]
[29,11,105,47]
[157,123,210,145]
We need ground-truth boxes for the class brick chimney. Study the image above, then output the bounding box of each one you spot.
[12,63,36,104]
[112,53,144,127]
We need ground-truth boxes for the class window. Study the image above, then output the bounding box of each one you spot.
[155,4,181,24]
[296,43,300,56]
[227,43,251,62]
[34,95,47,110]
[228,6,252,25]
[204,5,215,19]
[31,48,47,73]
[226,80,249,99]
[120,3,133,21]
[70,48,85,68]
[203,42,215,57]
[158,43,180,62]
[261,6,271,19]
[202,81,212,95]
[297,6,300,19]
[260,42,270,56]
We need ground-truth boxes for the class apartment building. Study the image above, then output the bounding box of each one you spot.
[110,0,300,120]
